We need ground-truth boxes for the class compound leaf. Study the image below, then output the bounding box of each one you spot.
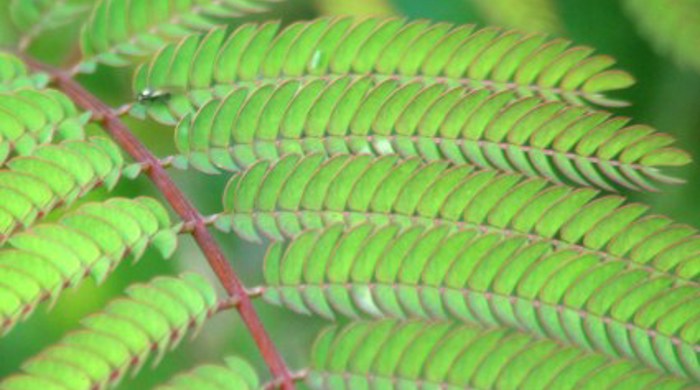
[79,0,280,70]
[306,320,695,389]
[0,197,179,336]
[220,155,700,283]
[0,53,49,92]
[0,273,218,389]
[0,137,125,242]
[266,225,700,379]
[172,78,688,190]
[0,88,89,166]
[133,17,634,123]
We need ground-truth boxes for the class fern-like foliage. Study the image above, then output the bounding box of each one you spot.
[217,154,699,282]
[2,7,699,389]
[0,53,48,91]
[624,0,700,73]
[263,224,699,379]
[0,137,124,241]
[79,0,279,70]
[0,88,89,166]
[155,356,259,390]
[472,0,561,33]
[0,196,178,336]
[10,0,89,47]
[0,273,218,390]
[132,17,635,124]
[307,320,695,389]
[172,78,688,190]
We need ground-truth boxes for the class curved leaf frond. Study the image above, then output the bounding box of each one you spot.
[218,154,700,283]
[0,197,179,336]
[172,78,688,190]
[0,53,49,91]
[264,224,700,379]
[624,0,700,73]
[0,137,124,241]
[133,17,635,123]
[79,0,280,70]
[0,88,89,166]
[155,356,259,390]
[0,273,218,390]
[307,321,694,389]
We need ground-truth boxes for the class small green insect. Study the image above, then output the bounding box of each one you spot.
[136,87,171,103]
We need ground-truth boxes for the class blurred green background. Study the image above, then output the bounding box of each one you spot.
[1,0,699,387]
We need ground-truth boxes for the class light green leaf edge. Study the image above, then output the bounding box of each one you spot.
[0,88,90,166]
[0,196,180,336]
[218,154,700,284]
[0,137,125,242]
[307,320,695,389]
[264,224,700,380]
[132,17,635,124]
[0,272,218,390]
[79,0,281,70]
[171,77,687,191]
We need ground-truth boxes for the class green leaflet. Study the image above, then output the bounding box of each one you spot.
[0,273,218,390]
[0,88,89,166]
[171,78,688,190]
[154,356,259,390]
[472,0,561,33]
[132,17,634,124]
[0,137,124,242]
[307,320,695,389]
[0,196,179,336]
[10,0,89,47]
[624,0,700,73]
[79,0,279,70]
[265,224,700,379]
[0,53,48,92]
[218,155,700,283]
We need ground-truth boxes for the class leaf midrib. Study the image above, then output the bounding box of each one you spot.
[266,281,699,355]
[234,209,695,287]
[175,73,608,104]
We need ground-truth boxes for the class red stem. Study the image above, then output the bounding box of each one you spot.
[24,57,294,390]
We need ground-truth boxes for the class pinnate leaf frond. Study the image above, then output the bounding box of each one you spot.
[0,273,218,390]
[0,197,179,336]
[79,0,280,70]
[155,356,259,390]
[0,137,125,242]
[264,224,700,379]
[133,17,635,122]
[218,154,699,283]
[0,88,89,166]
[171,77,688,191]
[307,321,695,389]
[0,9,695,390]
[0,53,49,91]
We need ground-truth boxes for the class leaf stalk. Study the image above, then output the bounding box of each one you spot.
[21,56,295,390]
